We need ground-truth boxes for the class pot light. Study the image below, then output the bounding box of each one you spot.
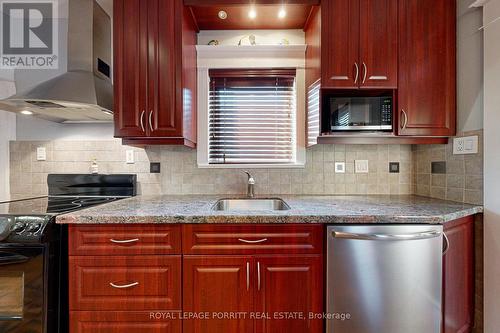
[278,7,286,19]
[20,110,33,115]
[248,8,257,19]
[218,10,227,20]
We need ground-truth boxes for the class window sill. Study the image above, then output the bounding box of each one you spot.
[197,163,306,169]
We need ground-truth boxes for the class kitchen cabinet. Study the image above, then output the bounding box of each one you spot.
[113,0,197,147]
[182,224,324,333]
[321,0,397,89]
[68,225,183,333]
[70,311,181,333]
[443,216,475,333]
[397,0,456,136]
[183,256,255,333]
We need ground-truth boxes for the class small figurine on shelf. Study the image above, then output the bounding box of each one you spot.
[238,34,256,46]
[207,39,219,46]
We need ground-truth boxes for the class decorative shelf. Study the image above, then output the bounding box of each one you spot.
[316,134,449,145]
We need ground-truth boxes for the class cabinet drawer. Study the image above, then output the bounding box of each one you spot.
[69,225,182,255]
[183,224,323,255]
[69,256,181,311]
[70,311,181,333]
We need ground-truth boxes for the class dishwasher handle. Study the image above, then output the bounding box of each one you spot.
[332,230,442,241]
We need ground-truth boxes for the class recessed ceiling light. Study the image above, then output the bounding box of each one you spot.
[278,8,286,19]
[20,110,33,115]
[218,10,227,20]
[248,8,257,19]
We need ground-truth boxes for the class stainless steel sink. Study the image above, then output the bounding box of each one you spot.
[212,198,291,211]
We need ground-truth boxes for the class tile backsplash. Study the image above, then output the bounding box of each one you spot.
[10,141,414,199]
[9,133,483,204]
[413,130,483,205]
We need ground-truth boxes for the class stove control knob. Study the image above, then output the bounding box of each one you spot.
[11,222,26,233]
[27,223,42,233]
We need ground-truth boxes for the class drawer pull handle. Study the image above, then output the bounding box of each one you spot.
[238,238,268,244]
[109,282,139,289]
[110,238,140,244]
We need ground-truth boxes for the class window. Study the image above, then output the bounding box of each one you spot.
[208,69,297,165]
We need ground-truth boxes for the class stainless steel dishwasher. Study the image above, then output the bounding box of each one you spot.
[326,225,445,333]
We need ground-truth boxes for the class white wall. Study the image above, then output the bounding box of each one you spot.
[483,0,500,331]
[0,111,16,202]
[458,0,484,132]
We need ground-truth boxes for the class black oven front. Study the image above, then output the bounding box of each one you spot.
[0,238,66,333]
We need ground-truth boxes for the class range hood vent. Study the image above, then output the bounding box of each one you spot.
[0,0,113,123]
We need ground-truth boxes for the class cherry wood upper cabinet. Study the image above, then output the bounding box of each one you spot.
[113,0,148,137]
[443,217,475,333]
[359,0,398,88]
[183,256,255,333]
[321,0,359,88]
[254,256,324,333]
[321,0,397,89]
[113,0,198,147]
[397,0,456,136]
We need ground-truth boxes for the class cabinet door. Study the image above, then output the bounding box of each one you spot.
[254,255,324,333]
[113,0,148,137]
[147,0,183,137]
[359,0,398,88]
[183,256,254,333]
[443,217,474,333]
[321,0,360,88]
[398,0,456,136]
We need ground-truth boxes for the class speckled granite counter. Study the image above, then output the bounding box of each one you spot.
[56,195,483,225]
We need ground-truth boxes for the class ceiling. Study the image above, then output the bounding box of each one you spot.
[188,4,315,30]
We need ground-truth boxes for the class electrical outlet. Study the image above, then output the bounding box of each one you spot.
[36,147,46,161]
[334,162,345,173]
[126,150,135,164]
[453,136,478,155]
[355,160,369,173]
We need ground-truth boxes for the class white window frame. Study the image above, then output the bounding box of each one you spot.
[196,45,307,169]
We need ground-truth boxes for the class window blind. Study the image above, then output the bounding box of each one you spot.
[208,69,296,164]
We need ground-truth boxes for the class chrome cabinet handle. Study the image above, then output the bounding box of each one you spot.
[401,109,408,130]
[238,238,268,244]
[110,238,140,244]
[362,62,367,84]
[332,230,442,241]
[140,110,145,132]
[354,62,359,84]
[109,281,139,289]
[257,261,261,291]
[442,233,450,255]
[246,261,250,291]
[149,110,154,132]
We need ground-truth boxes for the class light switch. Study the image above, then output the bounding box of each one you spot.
[126,150,135,164]
[355,160,369,173]
[335,162,346,173]
[36,147,46,161]
[453,136,478,155]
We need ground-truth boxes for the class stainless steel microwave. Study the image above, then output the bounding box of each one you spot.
[326,95,393,131]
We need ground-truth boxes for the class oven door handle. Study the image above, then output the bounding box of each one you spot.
[0,252,30,266]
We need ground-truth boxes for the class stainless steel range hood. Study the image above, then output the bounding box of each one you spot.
[0,0,113,123]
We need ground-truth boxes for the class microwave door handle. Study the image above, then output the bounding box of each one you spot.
[0,252,30,266]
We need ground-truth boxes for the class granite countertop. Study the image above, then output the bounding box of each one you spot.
[56,195,483,225]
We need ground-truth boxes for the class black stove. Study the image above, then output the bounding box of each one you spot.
[0,174,137,333]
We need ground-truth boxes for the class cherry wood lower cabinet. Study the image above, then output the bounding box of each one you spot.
[70,311,181,333]
[183,255,323,333]
[443,216,475,333]
[182,224,324,333]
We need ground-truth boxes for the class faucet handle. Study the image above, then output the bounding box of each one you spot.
[244,171,255,184]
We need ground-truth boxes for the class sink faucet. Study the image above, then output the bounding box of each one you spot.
[244,171,255,198]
